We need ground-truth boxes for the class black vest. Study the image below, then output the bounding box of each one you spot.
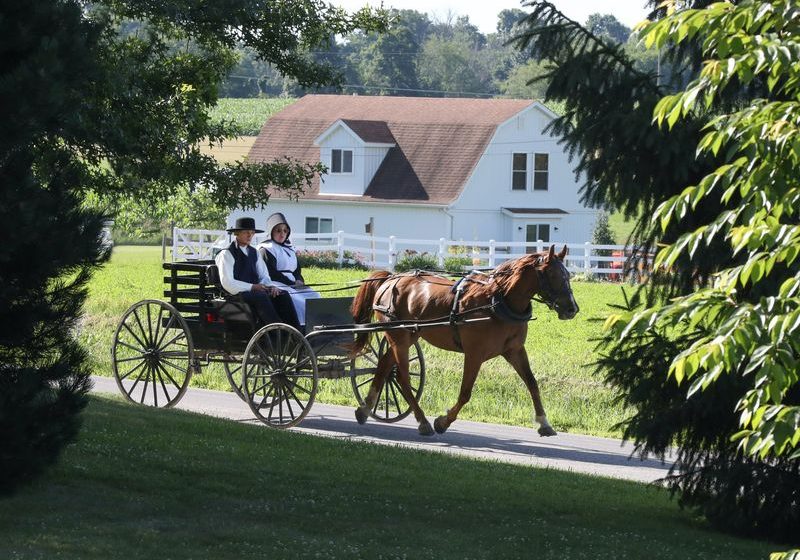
[227,241,259,284]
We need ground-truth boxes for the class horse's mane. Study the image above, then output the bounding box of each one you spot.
[461,252,542,303]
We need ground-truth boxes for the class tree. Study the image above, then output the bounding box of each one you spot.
[351,18,421,95]
[512,0,800,544]
[584,13,631,44]
[592,211,616,246]
[220,48,289,97]
[418,30,491,96]
[610,0,800,519]
[0,0,386,495]
[496,8,528,37]
[498,59,550,99]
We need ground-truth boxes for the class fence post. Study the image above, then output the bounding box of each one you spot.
[584,241,591,276]
[337,231,345,267]
[438,238,446,268]
[537,239,543,254]
[488,240,496,268]
[172,226,178,262]
[389,236,397,272]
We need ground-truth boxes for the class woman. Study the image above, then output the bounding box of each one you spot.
[257,212,321,329]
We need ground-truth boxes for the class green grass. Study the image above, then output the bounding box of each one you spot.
[0,395,776,560]
[608,211,641,245]
[83,246,633,438]
[209,97,297,135]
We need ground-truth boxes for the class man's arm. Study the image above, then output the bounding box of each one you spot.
[215,250,254,294]
[255,253,280,287]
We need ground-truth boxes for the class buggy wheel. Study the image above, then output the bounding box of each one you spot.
[242,324,318,428]
[222,357,246,401]
[111,299,194,408]
[350,335,425,423]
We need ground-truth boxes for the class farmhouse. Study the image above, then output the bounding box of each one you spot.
[231,94,598,245]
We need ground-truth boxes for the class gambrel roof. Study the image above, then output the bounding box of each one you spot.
[247,94,535,205]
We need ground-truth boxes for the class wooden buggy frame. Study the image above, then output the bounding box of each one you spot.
[110,261,426,428]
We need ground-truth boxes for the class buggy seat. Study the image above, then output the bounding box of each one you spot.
[163,261,259,351]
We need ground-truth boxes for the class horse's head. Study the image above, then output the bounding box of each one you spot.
[536,245,579,320]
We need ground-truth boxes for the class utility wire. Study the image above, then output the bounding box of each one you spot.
[223,74,502,98]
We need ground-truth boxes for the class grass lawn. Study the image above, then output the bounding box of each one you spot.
[607,211,638,245]
[82,246,633,438]
[0,395,777,560]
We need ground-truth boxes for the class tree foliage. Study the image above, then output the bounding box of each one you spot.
[514,0,800,544]
[0,0,386,495]
[585,13,631,44]
[611,0,800,462]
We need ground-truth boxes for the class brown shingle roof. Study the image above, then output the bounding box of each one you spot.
[340,119,395,144]
[247,94,534,204]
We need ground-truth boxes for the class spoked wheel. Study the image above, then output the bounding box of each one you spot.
[242,324,318,428]
[111,299,194,408]
[222,357,245,401]
[350,335,426,423]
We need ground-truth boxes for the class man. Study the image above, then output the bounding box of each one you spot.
[215,216,301,331]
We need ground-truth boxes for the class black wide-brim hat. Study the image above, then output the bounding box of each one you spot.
[227,217,264,233]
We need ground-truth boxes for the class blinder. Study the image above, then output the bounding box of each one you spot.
[533,256,573,314]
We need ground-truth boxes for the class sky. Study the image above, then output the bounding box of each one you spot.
[333,0,651,35]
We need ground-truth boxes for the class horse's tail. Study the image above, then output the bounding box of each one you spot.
[348,270,391,357]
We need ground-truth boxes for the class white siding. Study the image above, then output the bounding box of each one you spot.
[450,104,597,244]
[318,128,362,196]
[317,128,391,196]
[231,201,448,240]
[362,146,390,187]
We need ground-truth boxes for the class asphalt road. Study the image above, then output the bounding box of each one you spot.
[92,375,676,484]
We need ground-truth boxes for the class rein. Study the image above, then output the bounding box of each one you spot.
[303,269,479,294]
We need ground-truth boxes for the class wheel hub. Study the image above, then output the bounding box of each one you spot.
[143,347,160,367]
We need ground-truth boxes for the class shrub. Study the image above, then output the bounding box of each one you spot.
[297,250,368,270]
[443,256,471,273]
[394,250,437,273]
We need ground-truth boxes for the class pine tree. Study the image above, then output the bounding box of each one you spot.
[0,0,386,495]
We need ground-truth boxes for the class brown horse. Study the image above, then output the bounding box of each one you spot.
[349,244,579,436]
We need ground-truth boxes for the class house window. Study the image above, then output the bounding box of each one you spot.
[305,216,333,241]
[533,153,549,190]
[525,224,550,253]
[512,153,527,190]
[331,149,353,173]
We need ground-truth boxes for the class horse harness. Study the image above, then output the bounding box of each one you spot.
[370,269,536,351]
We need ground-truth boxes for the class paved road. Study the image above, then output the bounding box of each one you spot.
[92,376,676,483]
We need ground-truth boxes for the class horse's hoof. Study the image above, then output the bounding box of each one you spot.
[434,416,449,434]
[538,425,557,437]
[355,407,368,425]
[418,421,435,436]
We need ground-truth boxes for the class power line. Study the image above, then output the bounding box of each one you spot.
[341,83,495,98]
[222,74,502,98]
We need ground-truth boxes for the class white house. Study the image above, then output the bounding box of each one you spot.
[230,94,598,245]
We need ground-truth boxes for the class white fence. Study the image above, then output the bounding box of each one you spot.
[172,227,647,279]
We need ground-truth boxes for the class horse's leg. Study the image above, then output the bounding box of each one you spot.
[433,353,482,434]
[502,346,557,436]
[354,351,392,425]
[391,341,435,436]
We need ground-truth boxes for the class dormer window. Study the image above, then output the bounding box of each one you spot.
[331,149,353,173]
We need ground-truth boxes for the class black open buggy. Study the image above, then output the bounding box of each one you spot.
[111,261,425,428]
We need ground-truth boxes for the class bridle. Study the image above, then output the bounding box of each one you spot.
[532,257,572,311]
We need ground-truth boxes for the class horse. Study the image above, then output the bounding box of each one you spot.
[349,244,579,437]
